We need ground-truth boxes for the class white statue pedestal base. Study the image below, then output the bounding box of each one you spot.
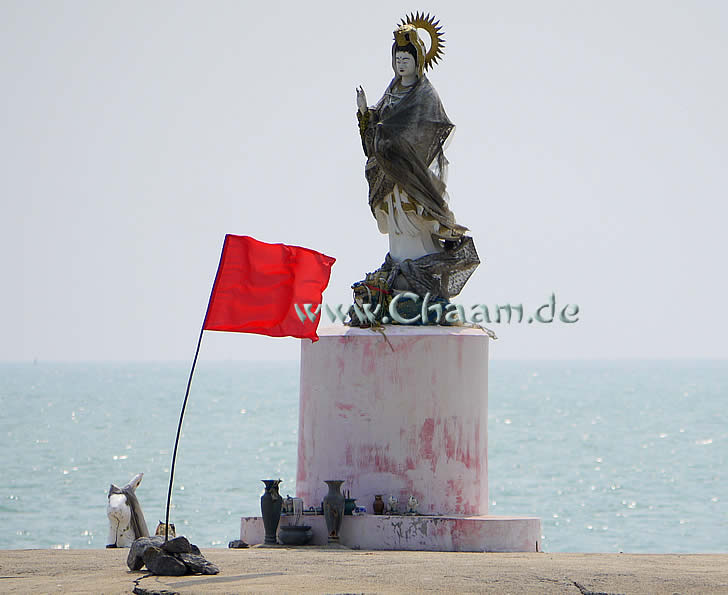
[240,513,541,552]
[240,325,541,552]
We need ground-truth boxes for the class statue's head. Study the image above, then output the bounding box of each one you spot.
[394,45,418,79]
[392,24,426,78]
[391,14,446,77]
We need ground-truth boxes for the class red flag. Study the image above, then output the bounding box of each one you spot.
[203,235,335,341]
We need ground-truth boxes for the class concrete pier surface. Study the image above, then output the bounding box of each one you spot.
[0,548,726,594]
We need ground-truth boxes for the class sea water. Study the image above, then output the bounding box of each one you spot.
[0,360,725,552]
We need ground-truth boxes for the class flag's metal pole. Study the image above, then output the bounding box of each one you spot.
[163,325,205,542]
[163,235,229,543]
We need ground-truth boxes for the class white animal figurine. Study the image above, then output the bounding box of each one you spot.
[387,495,399,514]
[106,472,150,548]
[407,495,419,514]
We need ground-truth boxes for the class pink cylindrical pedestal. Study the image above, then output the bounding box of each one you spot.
[296,325,488,516]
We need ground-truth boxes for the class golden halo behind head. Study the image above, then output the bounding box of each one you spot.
[398,12,445,72]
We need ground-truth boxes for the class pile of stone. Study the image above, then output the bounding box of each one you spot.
[127,536,219,576]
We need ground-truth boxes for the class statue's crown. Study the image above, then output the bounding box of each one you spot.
[394,24,419,47]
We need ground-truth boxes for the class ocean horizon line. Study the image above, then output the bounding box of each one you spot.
[1,356,727,364]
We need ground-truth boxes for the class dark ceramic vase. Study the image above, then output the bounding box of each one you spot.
[323,480,345,542]
[260,479,282,545]
[373,495,385,515]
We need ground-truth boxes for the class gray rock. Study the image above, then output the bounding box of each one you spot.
[142,546,187,576]
[177,552,220,575]
[161,536,192,554]
[127,536,164,571]
[127,533,207,576]
[228,539,249,549]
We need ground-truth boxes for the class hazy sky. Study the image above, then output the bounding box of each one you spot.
[2,1,726,361]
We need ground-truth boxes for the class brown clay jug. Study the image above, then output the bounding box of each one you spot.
[373,494,385,515]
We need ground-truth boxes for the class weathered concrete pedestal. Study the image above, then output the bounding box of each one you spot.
[297,325,490,515]
[241,325,540,551]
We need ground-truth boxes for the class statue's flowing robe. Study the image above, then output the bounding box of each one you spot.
[362,75,466,238]
[357,75,479,301]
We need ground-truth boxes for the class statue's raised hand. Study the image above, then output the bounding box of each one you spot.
[356,86,368,114]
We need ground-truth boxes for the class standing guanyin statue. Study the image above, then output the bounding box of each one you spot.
[349,13,480,326]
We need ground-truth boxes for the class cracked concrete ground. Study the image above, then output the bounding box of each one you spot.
[0,548,726,594]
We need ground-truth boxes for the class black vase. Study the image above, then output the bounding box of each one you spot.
[260,479,282,545]
[323,480,345,542]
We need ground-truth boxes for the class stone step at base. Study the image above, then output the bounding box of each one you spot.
[240,514,541,552]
